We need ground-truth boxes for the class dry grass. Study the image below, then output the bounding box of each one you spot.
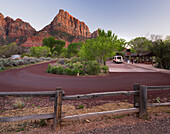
[0,102,169,133]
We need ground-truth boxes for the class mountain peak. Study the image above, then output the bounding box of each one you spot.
[42,9,91,38]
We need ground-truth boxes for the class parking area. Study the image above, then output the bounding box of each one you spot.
[107,60,170,73]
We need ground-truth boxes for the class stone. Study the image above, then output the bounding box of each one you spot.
[42,9,91,38]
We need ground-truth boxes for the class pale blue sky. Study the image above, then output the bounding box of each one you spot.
[0,0,170,41]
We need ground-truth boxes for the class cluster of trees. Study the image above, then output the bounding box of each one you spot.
[79,29,126,65]
[128,35,170,69]
[0,43,26,58]
[0,29,169,70]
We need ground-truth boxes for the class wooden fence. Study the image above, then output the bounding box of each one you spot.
[0,84,170,130]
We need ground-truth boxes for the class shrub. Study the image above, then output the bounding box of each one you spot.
[0,43,26,58]
[101,65,109,73]
[57,66,64,75]
[47,58,105,76]
[78,105,84,109]
[73,61,83,70]
[64,68,73,75]
[13,100,25,109]
[84,60,101,75]
[50,66,57,74]
[72,68,79,76]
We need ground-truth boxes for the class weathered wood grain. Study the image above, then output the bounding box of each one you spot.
[50,91,139,101]
[139,85,147,118]
[134,83,140,108]
[61,108,139,122]
[0,113,53,122]
[148,86,170,91]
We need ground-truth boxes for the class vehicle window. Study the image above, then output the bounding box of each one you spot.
[117,57,121,59]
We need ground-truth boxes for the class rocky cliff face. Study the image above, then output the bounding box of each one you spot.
[21,31,51,47]
[0,13,36,46]
[5,17,36,38]
[0,10,100,47]
[0,13,7,39]
[42,9,91,39]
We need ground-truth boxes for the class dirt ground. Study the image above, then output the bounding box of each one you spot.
[0,61,170,101]
[0,61,170,133]
[0,103,169,134]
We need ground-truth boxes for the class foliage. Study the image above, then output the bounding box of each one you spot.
[47,58,105,76]
[50,30,76,42]
[101,65,109,73]
[39,119,47,127]
[128,37,151,54]
[13,100,25,109]
[84,60,101,75]
[43,36,65,56]
[30,46,51,57]
[78,105,84,109]
[150,40,170,69]
[0,42,26,58]
[115,38,127,53]
[79,29,119,65]
[0,57,53,68]
[67,42,83,57]
[59,48,68,58]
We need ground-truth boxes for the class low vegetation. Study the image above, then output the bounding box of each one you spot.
[0,57,53,71]
[47,57,109,76]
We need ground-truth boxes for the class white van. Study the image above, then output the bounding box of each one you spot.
[113,55,123,63]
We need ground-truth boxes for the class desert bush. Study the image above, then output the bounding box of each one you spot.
[13,100,25,109]
[0,43,26,58]
[0,57,53,68]
[47,58,105,76]
[101,65,109,73]
[84,60,101,75]
[63,68,73,75]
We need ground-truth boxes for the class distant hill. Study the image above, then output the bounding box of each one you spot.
[0,9,99,47]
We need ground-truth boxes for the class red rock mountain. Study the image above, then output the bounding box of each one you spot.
[42,9,91,38]
[0,10,99,47]
[0,13,36,46]
[21,31,51,47]
[0,13,7,39]
[5,17,36,38]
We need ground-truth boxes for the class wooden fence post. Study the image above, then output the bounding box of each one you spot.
[139,85,147,118]
[53,87,62,131]
[134,83,140,108]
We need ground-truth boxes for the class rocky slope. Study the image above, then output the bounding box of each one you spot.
[42,9,91,39]
[21,31,51,47]
[0,13,36,46]
[0,10,99,47]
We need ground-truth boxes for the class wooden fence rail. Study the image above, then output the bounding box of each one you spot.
[0,84,170,131]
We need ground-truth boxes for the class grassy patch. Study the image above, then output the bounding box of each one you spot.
[114,115,126,119]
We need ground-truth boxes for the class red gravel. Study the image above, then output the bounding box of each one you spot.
[0,61,170,102]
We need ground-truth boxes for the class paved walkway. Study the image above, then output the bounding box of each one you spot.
[107,61,170,73]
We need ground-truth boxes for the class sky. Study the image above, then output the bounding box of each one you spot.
[0,0,170,41]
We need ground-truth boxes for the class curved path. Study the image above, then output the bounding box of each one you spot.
[0,61,170,97]
[0,61,169,103]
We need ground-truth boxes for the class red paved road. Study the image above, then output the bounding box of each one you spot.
[0,61,170,99]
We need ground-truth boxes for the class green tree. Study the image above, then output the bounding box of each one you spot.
[55,40,66,56]
[43,36,65,56]
[150,40,170,69]
[79,29,119,65]
[128,37,151,54]
[0,42,25,58]
[30,46,51,57]
[67,42,83,57]
[115,38,127,55]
